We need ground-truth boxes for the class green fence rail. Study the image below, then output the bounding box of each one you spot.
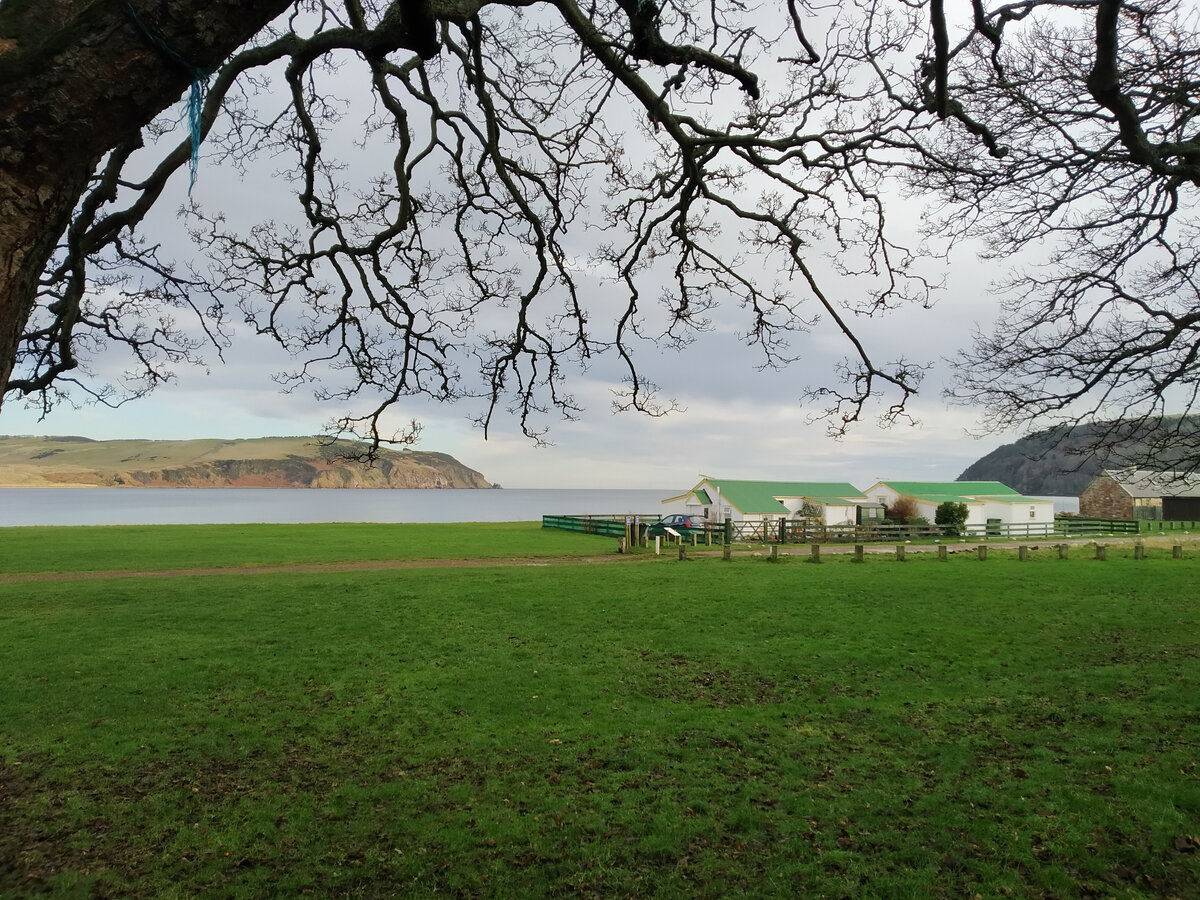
[1054,517,1140,537]
[541,514,646,538]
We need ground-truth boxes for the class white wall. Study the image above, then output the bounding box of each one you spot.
[864,483,1056,527]
[775,497,859,525]
[980,499,1055,525]
[866,484,898,508]
[915,499,948,523]
[822,503,860,526]
[866,484,941,521]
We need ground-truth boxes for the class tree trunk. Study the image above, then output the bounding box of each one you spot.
[0,167,88,401]
[0,0,290,407]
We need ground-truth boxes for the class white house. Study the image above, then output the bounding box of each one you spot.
[665,478,880,526]
[862,480,1056,530]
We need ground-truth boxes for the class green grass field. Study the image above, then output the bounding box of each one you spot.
[2,524,1198,898]
[0,523,618,575]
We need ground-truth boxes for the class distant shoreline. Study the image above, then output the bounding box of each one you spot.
[0,482,499,489]
[0,434,494,490]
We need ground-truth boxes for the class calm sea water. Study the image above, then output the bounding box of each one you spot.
[0,488,689,527]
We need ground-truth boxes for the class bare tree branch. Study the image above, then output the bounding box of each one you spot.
[5,0,1200,467]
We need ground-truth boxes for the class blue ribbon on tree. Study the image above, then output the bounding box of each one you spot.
[124,2,213,193]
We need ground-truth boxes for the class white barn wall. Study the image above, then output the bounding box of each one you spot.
[980,499,1055,525]
[824,503,859,526]
[863,481,1056,528]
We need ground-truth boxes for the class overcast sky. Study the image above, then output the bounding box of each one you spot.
[0,6,1023,491]
[0,364,1007,491]
[0,267,1011,490]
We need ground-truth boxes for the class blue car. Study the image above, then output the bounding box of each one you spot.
[647,513,709,538]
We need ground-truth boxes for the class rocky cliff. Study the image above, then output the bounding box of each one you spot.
[0,436,495,489]
[957,415,1200,496]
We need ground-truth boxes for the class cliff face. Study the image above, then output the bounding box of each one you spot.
[0,436,494,488]
[957,415,1200,496]
[957,431,1100,496]
[110,456,488,489]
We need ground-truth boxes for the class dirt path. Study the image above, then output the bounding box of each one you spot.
[1,535,1191,584]
[0,553,652,584]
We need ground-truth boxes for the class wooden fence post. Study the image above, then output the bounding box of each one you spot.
[895,544,906,561]
[853,544,864,563]
[977,546,988,561]
[1019,546,1028,562]
[1058,543,1068,560]
[678,544,686,560]
[723,542,732,561]
[1095,544,1106,561]
[769,544,778,562]
[1133,542,1144,560]
[810,544,821,564]
[1174,544,1183,559]
[938,545,948,561]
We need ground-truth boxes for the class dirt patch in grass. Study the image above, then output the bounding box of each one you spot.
[0,758,135,898]
[644,652,793,707]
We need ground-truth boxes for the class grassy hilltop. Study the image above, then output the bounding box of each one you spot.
[0,435,493,488]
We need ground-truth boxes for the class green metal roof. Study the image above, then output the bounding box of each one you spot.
[877,481,1025,504]
[694,479,869,515]
[671,478,1045,515]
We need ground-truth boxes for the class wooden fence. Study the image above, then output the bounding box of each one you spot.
[541,514,636,538]
[1140,519,1200,533]
[1054,517,1140,537]
[544,514,1144,544]
[725,517,1142,543]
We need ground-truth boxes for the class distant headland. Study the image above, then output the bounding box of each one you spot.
[0,435,496,489]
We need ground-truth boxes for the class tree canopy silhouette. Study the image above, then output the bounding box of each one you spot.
[3,0,1199,465]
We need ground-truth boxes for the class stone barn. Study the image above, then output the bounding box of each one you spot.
[1079,469,1200,520]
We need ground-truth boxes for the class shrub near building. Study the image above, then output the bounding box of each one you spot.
[935,501,970,537]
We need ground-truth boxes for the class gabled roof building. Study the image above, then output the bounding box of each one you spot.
[863,480,1055,527]
[1079,469,1200,520]
[667,478,879,526]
